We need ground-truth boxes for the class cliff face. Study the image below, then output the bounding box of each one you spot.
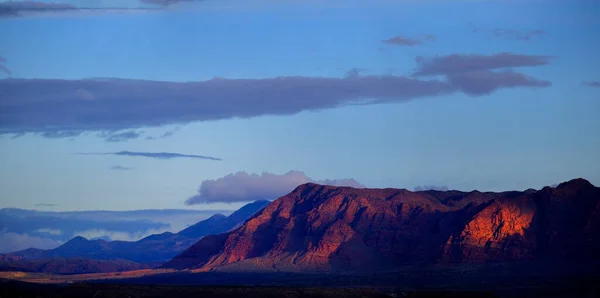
[163,179,600,272]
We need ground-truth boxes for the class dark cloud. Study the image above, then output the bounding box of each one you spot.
[583,81,600,88]
[110,165,134,171]
[446,70,550,96]
[0,1,164,18]
[414,185,449,192]
[0,1,77,17]
[382,34,435,46]
[413,53,553,76]
[491,29,546,41]
[0,64,551,136]
[74,151,222,161]
[185,171,365,205]
[0,75,455,135]
[101,130,143,142]
[40,131,84,139]
[411,53,552,95]
[33,203,58,207]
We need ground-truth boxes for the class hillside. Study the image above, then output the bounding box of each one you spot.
[163,179,600,272]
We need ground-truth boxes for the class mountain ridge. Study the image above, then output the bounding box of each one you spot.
[163,178,600,273]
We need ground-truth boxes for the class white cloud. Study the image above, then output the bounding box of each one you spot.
[186,171,365,204]
[36,228,62,236]
[0,229,63,253]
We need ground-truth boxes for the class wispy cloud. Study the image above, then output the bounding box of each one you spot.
[382,34,435,46]
[100,130,143,142]
[75,151,222,161]
[145,128,179,140]
[33,203,59,207]
[40,131,84,139]
[0,0,166,18]
[491,29,546,41]
[0,55,10,76]
[583,81,600,88]
[186,171,364,204]
[413,53,553,76]
[0,53,552,137]
[413,53,552,95]
[110,165,134,171]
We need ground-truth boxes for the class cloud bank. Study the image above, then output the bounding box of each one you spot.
[0,53,552,136]
[185,171,365,205]
[0,229,62,253]
[75,151,222,161]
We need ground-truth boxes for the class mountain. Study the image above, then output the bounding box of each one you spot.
[163,179,600,272]
[9,200,270,265]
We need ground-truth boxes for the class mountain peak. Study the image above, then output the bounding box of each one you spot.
[556,178,594,190]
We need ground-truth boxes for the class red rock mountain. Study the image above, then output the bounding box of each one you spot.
[163,178,600,272]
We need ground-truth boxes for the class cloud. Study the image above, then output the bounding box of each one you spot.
[73,228,168,242]
[0,229,62,253]
[0,55,10,76]
[414,185,449,191]
[382,34,435,46]
[185,171,365,204]
[75,150,222,161]
[40,131,84,139]
[35,228,62,236]
[0,0,164,18]
[583,81,600,88]
[491,29,546,41]
[0,55,551,137]
[145,128,179,140]
[0,1,77,17]
[110,165,134,171]
[100,130,143,142]
[33,203,58,207]
[412,53,552,95]
[413,53,553,76]
[445,70,550,96]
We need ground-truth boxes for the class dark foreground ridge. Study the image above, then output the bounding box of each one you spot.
[164,178,600,272]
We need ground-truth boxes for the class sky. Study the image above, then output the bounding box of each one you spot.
[1,0,599,212]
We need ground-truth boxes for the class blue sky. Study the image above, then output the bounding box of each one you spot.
[1,0,599,211]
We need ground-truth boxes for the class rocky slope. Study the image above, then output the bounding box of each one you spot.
[163,179,600,272]
[10,200,270,264]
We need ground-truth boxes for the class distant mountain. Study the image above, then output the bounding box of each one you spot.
[163,179,600,272]
[9,201,270,265]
